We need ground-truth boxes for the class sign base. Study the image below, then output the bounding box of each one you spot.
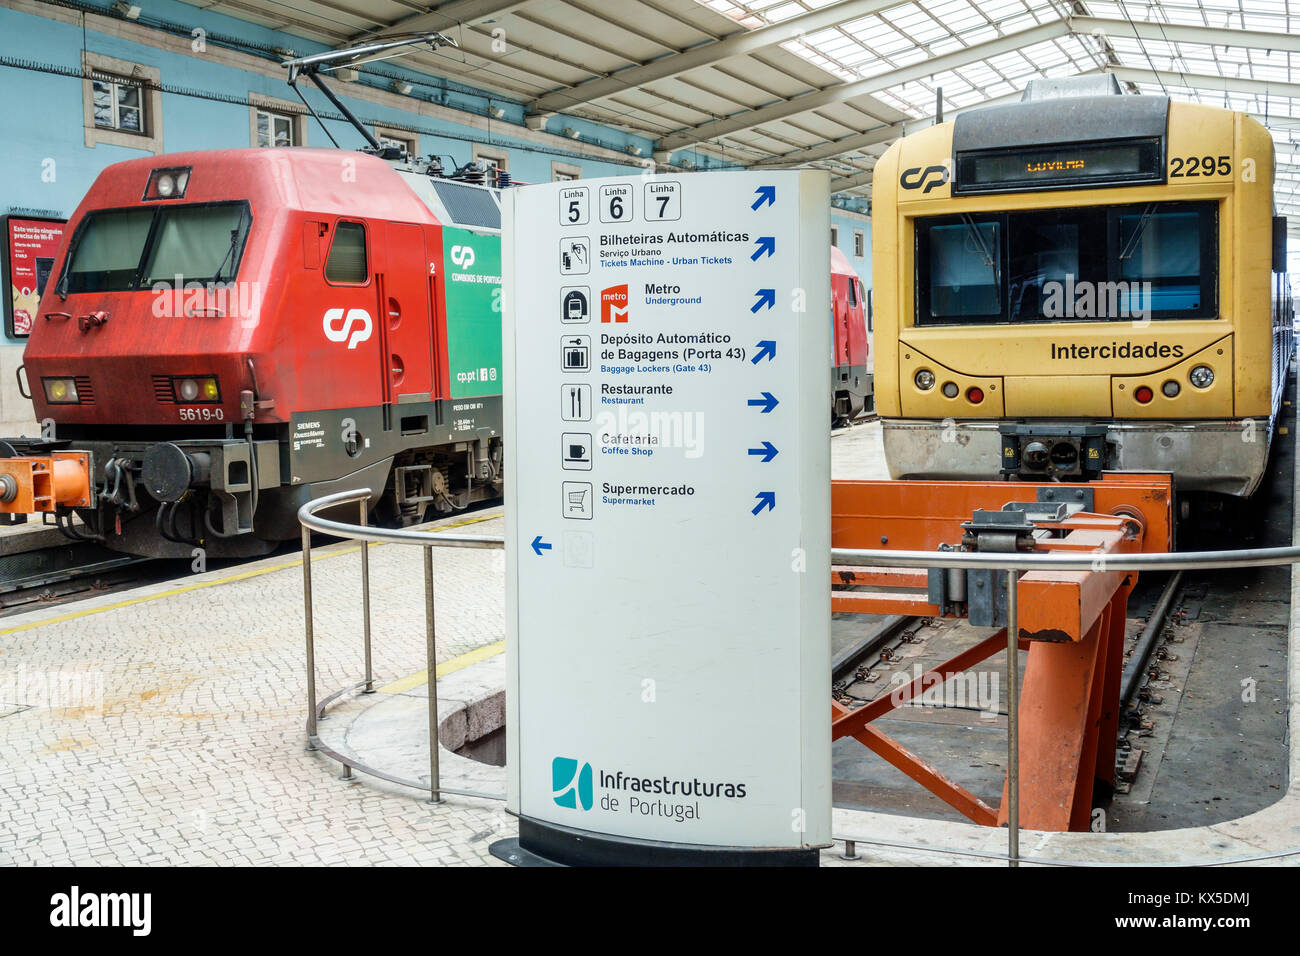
[489,817,820,867]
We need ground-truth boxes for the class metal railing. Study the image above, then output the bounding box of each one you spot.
[299,488,504,803]
[298,490,1300,866]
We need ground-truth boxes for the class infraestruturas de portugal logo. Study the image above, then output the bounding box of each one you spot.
[551,756,747,823]
[552,757,594,810]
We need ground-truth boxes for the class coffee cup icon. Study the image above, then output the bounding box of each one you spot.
[562,432,593,471]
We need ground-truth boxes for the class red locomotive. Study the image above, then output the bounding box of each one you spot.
[1,148,506,557]
[831,244,871,421]
[0,147,871,559]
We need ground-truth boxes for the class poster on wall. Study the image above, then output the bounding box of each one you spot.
[3,216,66,338]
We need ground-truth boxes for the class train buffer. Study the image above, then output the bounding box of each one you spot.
[0,450,93,520]
[829,473,1173,832]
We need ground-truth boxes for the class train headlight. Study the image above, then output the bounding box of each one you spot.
[1162,380,1181,398]
[914,369,935,390]
[172,376,220,403]
[941,382,959,398]
[143,166,191,201]
[1189,365,1214,389]
[42,377,80,404]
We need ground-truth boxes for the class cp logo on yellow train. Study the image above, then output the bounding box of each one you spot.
[900,164,951,193]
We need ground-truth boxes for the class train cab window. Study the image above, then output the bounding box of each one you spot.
[1115,206,1211,314]
[848,277,858,308]
[325,221,368,283]
[916,201,1216,325]
[62,208,154,293]
[919,217,1002,320]
[141,203,251,286]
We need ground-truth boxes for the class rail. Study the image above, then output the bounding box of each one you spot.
[298,490,1300,866]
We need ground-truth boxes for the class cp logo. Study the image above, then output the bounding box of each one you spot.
[322,308,373,350]
[900,164,951,193]
[450,244,476,269]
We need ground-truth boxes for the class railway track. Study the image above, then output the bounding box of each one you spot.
[0,541,154,615]
[830,569,1195,819]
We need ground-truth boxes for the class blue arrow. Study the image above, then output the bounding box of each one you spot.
[752,491,776,515]
[751,185,776,210]
[752,340,776,364]
[748,441,778,463]
[751,289,775,313]
[751,236,775,260]
[531,535,552,556]
[747,391,779,413]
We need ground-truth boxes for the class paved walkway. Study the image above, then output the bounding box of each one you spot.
[0,510,513,866]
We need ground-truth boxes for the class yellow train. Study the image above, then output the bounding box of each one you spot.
[873,75,1292,500]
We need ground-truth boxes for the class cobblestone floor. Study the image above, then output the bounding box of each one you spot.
[0,510,514,866]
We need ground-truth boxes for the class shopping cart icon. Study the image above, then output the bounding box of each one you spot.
[562,481,593,520]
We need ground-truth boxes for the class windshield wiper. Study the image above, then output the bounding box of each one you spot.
[1119,203,1157,261]
[960,214,997,271]
[212,210,247,283]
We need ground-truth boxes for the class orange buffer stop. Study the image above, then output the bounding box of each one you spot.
[829,474,1173,832]
[0,452,93,515]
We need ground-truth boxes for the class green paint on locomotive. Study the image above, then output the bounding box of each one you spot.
[442,226,504,399]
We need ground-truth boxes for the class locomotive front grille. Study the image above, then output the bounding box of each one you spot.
[153,376,175,404]
[75,376,94,406]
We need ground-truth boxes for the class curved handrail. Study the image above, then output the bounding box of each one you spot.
[298,488,506,805]
[297,487,1300,865]
[298,488,504,549]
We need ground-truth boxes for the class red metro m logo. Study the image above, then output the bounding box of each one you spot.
[600,284,629,323]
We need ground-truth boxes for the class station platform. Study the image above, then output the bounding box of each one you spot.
[1,419,1297,867]
[0,517,72,558]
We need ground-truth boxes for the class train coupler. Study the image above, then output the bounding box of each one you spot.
[998,422,1108,480]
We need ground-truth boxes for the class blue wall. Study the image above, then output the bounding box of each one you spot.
[1,0,872,340]
[831,212,873,290]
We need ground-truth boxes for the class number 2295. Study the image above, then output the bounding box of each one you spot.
[1170,155,1230,177]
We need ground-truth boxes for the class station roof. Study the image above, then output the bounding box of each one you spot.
[195,0,1300,227]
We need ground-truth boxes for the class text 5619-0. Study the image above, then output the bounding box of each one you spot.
[178,407,224,422]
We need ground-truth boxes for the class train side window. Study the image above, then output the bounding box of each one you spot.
[848,277,858,307]
[325,221,368,283]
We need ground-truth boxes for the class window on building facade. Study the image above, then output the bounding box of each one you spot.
[92,74,146,134]
[255,109,297,147]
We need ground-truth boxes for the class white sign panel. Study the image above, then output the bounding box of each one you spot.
[503,171,831,860]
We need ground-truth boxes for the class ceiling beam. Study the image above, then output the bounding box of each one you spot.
[350,0,531,43]
[830,168,878,192]
[1108,66,1300,101]
[749,122,903,168]
[1071,16,1300,54]
[749,90,1024,168]
[526,0,907,116]
[654,20,1071,155]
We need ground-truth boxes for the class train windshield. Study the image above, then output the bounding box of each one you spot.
[916,200,1217,325]
[61,201,251,294]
